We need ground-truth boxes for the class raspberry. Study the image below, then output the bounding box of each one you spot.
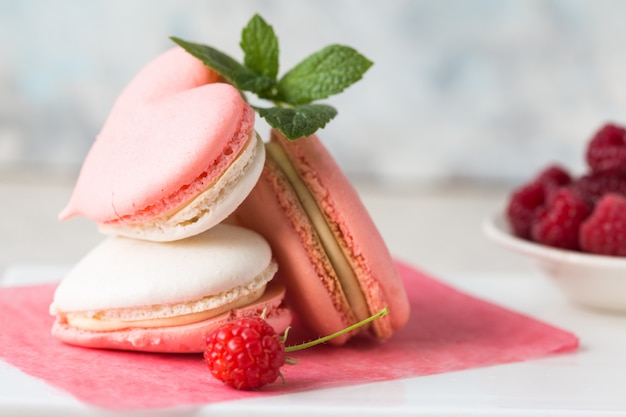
[580,194,626,256]
[203,308,389,390]
[204,317,286,390]
[571,169,626,206]
[535,164,572,189]
[505,164,571,239]
[506,181,547,239]
[585,123,626,173]
[530,187,591,250]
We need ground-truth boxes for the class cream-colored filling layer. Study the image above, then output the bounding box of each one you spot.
[164,131,261,224]
[265,142,370,322]
[99,131,265,242]
[63,286,266,332]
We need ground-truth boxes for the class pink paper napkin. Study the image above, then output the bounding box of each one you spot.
[0,261,578,411]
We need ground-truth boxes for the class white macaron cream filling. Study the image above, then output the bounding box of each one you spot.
[50,224,277,332]
[265,141,370,323]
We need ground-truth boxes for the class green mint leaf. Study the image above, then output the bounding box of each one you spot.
[231,73,276,95]
[170,36,247,82]
[170,36,274,95]
[241,14,279,80]
[171,15,373,140]
[276,44,373,105]
[256,104,338,140]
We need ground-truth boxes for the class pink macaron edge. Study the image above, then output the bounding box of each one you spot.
[234,130,410,344]
[51,282,291,353]
[59,47,255,226]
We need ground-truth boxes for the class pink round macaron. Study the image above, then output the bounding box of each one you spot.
[49,224,291,353]
[233,130,410,345]
[59,47,264,242]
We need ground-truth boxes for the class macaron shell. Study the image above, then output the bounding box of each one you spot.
[96,132,266,242]
[51,224,274,314]
[235,130,410,342]
[235,159,356,344]
[51,282,291,353]
[273,130,410,336]
[60,47,254,225]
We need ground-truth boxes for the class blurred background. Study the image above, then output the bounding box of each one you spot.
[3,0,626,185]
[2,0,626,276]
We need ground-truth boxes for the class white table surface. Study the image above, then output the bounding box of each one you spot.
[1,177,625,416]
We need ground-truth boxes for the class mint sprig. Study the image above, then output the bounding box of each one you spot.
[257,104,337,139]
[276,44,373,105]
[240,13,279,81]
[170,13,372,140]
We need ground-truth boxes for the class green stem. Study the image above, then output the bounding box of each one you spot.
[284,307,389,353]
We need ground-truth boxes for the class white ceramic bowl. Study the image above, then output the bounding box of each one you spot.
[483,213,626,313]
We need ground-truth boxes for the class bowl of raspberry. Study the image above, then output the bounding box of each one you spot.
[484,123,626,313]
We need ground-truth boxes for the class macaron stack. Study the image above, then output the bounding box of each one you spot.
[52,45,409,353]
[50,47,291,353]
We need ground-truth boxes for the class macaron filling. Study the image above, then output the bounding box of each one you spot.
[102,127,255,226]
[63,285,288,333]
[98,131,265,241]
[265,141,371,323]
[53,261,277,332]
[63,287,265,332]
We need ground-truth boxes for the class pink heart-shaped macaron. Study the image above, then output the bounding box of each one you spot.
[60,47,264,242]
